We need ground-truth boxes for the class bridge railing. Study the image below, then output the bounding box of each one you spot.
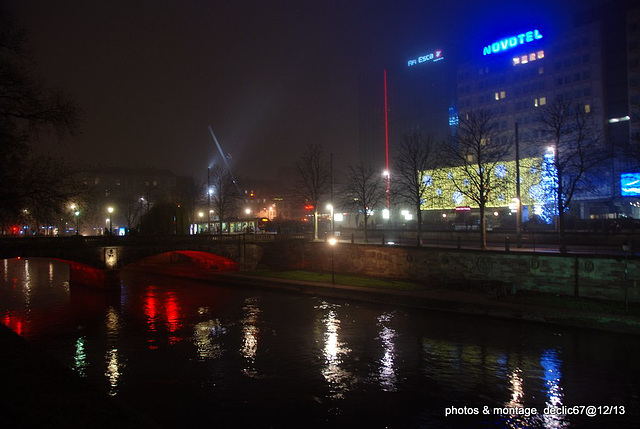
[0,233,311,250]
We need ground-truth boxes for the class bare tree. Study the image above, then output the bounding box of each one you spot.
[534,99,606,253]
[440,109,512,249]
[392,132,436,246]
[0,8,80,228]
[294,144,331,240]
[209,164,240,234]
[339,161,385,242]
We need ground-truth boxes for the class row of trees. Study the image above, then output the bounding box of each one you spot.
[294,102,605,253]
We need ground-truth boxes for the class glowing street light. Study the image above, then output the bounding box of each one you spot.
[383,170,390,210]
[107,206,114,235]
[70,204,80,235]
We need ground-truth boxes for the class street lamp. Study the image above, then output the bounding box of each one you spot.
[107,207,114,235]
[70,204,80,235]
[74,210,80,235]
[328,237,337,286]
[383,170,390,211]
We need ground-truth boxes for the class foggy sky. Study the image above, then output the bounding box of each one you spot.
[7,0,602,184]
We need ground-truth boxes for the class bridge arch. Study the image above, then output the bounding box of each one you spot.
[124,250,238,272]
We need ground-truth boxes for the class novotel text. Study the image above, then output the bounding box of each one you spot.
[483,30,543,56]
[408,49,444,67]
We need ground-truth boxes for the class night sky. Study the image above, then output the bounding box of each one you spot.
[7,0,602,183]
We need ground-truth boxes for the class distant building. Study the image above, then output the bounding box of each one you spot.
[78,167,182,235]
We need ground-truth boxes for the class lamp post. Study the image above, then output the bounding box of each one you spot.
[327,204,334,237]
[207,167,212,234]
[70,204,80,235]
[328,237,337,286]
[623,241,630,313]
[74,210,80,235]
[383,170,390,211]
[107,207,114,235]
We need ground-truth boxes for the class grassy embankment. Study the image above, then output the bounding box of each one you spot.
[241,269,425,291]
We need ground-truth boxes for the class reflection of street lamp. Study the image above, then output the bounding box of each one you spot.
[328,237,337,286]
[107,207,114,235]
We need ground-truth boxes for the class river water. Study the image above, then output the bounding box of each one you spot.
[1,258,639,428]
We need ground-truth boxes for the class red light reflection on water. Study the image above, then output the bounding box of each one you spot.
[2,314,25,336]
[143,286,184,349]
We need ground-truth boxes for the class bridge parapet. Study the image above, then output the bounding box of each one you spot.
[1,234,298,287]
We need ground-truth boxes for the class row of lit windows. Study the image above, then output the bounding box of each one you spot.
[513,50,545,66]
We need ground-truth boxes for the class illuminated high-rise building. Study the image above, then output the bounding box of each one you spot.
[359,0,640,220]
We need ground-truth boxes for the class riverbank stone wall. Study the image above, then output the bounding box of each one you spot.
[258,242,639,302]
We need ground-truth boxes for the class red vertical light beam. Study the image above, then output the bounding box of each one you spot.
[384,69,390,210]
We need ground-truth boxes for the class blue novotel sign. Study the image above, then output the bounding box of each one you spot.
[483,30,543,56]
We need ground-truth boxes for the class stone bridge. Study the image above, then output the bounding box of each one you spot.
[0,234,307,288]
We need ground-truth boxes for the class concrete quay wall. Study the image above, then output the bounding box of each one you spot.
[259,242,640,302]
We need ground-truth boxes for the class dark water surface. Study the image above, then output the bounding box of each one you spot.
[1,258,639,428]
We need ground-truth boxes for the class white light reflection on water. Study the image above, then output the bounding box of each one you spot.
[106,306,121,340]
[105,348,122,396]
[377,312,397,391]
[316,301,353,399]
[502,366,527,429]
[3,259,7,283]
[48,262,54,286]
[508,368,524,408]
[23,259,31,308]
[541,349,567,428]
[194,318,225,360]
[241,297,260,377]
[105,306,123,396]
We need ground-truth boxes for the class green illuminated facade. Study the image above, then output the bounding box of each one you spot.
[420,157,544,210]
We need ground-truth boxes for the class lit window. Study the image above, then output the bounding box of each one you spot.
[585,104,591,113]
[513,57,520,66]
[530,53,536,61]
[495,92,500,101]
[466,154,474,162]
[500,91,506,99]
[521,55,528,64]
[534,99,539,107]
[540,97,546,106]
[537,50,545,59]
